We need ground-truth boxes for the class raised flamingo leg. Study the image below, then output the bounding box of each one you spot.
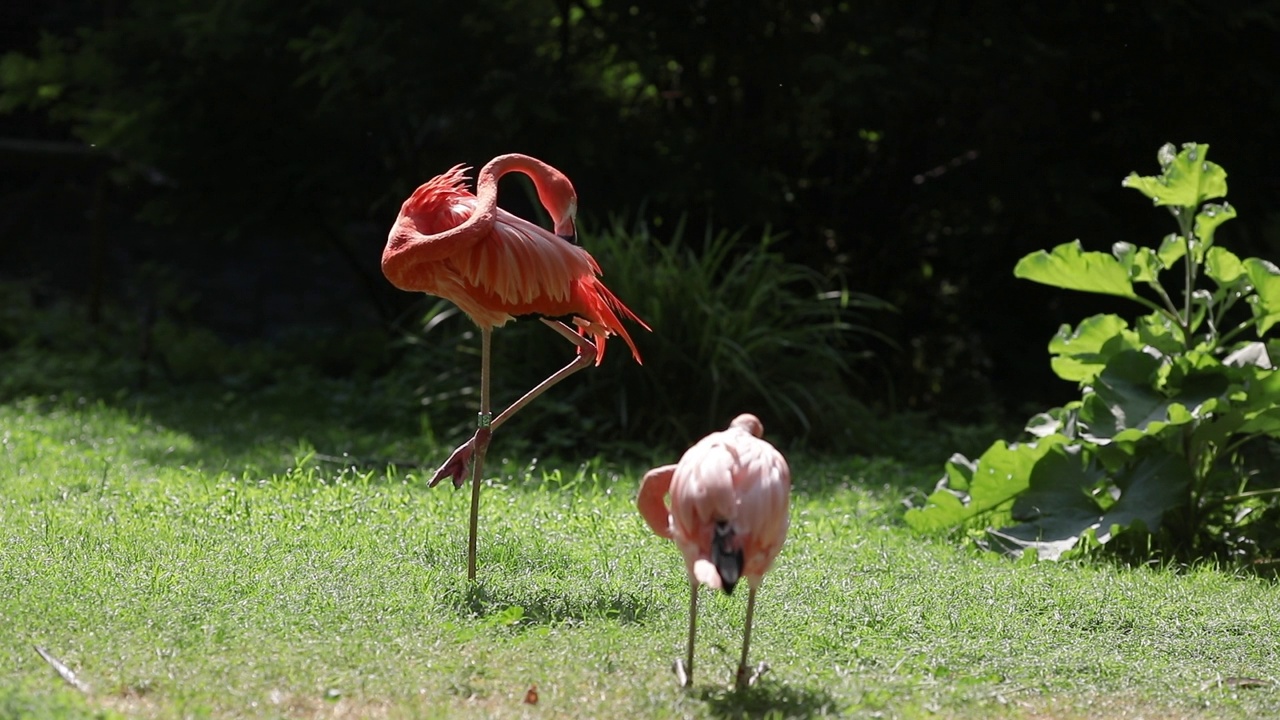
[429,319,599,489]
[734,583,769,689]
[674,581,698,687]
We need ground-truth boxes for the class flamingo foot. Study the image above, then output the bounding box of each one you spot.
[673,659,691,688]
[735,661,769,690]
[429,426,494,489]
[428,436,474,488]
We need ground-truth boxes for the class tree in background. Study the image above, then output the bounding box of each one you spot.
[2,1,1279,438]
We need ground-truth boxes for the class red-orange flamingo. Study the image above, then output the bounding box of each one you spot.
[637,413,791,689]
[383,153,649,580]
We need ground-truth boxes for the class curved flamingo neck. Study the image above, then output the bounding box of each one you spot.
[383,154,579,291]
[478,154,577,237]
[387,164,497,260]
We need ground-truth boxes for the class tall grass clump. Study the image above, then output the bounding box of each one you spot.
[388,216,892,456]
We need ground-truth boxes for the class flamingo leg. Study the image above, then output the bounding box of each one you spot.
[463,327,494,582]
[486,319,598,430]
[674,581,698,687]
[429,319,599,489]
[734,583,769,689]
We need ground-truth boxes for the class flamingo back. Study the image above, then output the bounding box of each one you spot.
[667,417,790,592]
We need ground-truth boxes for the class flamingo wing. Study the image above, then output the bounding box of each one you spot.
[637,464,677,539]
[450,203,646,361]
[450,204,600,310]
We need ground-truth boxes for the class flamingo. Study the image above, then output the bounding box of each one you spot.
[382,153,649,580]
[637,413,791,689]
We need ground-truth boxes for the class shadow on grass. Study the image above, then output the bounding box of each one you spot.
[451,579,656,627]
[696,679,839,720]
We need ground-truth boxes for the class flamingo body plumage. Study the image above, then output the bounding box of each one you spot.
[637,413,791,689]
[383,159,645,363]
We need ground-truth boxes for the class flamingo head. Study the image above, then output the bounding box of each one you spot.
[534,170,578,240]
[729,414,764,438]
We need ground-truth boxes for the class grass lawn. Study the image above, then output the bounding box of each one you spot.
[2,389,1278,719]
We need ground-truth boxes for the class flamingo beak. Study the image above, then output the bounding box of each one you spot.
[555,216,577,243]
[555,199,578,242]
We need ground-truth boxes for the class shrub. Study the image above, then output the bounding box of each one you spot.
[905,143,1280,564]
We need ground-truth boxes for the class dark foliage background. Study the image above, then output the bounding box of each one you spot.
[3,0,1279,451]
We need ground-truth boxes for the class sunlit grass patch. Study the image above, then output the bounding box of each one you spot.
[1,392,1278,719]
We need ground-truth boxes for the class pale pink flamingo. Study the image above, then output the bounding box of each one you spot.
[383,153,649,580]
[637,413,791,689]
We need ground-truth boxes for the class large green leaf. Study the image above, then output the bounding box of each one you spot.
[1084,356,1195,439]
[1194,201,1237,251]
[1157,233,1187,269]
[940,452,976,492]
[1112,242,1163,283]
[1097,450,1193,539]
[1241,367,1280,410]
[1080,350,1229,444]
[1205,246,1246,286]
[1014,241,1137,298]
[1007,445,1105,522]
[1163,350,1229,394]
[1024,402,1081,440]
[989,447,1192,560]
[1245,258,1280,335]
[904,437,1066,534]
[1047,314,1138,383]
[1238,407,1280,436]
[1235,368,1280,436]
[903,488,968,534]
[990,445,1106,560]
[1078,350,1162,442]
[1133,313,1184,357]
[1121,142,1228,208]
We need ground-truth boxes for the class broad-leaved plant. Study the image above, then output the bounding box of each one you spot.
[906,143,1280,562]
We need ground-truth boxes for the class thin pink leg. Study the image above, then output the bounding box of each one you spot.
[674,581,698,687]
[734,583,770,689]
[463,327,494,582]
[490,319,598,430]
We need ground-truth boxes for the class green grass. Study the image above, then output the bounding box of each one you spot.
[2,390,1279,719]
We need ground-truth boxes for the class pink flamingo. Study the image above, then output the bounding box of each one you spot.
[637,413,791,689]
[383,153,649,580]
